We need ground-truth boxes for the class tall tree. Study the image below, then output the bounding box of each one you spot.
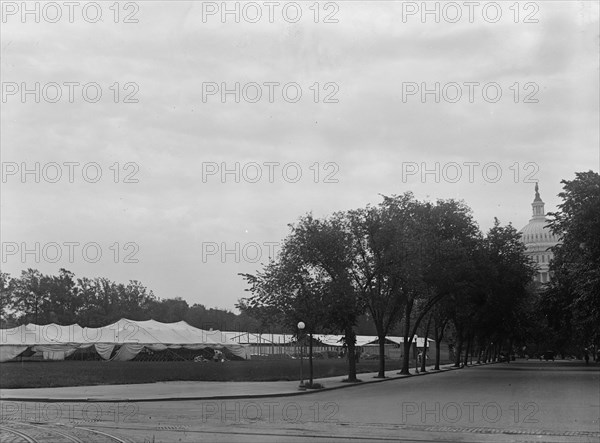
[389,197,480,374]
[240,253,330,386]
[42,269,80,324]
[466,220,535,364]
[289,213,365,382]
[240,212,364,384]
[148,297,190,323]
[545,171,600,354]
[0,271,16,327]
[8,269,49,324]
[347,195,415,378]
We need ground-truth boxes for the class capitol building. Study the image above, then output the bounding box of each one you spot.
[519,183,560,283]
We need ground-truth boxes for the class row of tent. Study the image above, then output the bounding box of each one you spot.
[0,319,251,362]
[0,318,435,363]
[221,332,434,348]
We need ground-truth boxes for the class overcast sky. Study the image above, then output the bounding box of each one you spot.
[1,1,598,311]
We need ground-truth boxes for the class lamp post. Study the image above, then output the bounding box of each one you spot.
[297,321,305,388]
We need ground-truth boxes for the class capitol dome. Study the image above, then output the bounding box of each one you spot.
[519,183,560,283]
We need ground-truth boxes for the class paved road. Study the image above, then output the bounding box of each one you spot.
[1,360,598,442]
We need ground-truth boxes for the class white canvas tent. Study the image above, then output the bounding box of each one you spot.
[221,332,295,345]
[0,319,250,362]
[364,336,435,348]
[313,334,434,348]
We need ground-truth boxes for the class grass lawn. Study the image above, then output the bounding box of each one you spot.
[0,359,408,389]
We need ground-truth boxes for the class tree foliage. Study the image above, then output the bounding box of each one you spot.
[0,270,251,332]
[544,171,600,351]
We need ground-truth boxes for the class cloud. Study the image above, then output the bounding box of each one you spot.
[1,1,598,309]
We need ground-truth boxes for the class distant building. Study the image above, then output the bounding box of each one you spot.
[519,183,560,283]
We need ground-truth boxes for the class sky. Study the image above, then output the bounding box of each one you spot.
[1,1,599,312]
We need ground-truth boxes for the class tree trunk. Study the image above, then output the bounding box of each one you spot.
[454,332,463,368]
[435,340,441,370]
[463,336,471,367]
[400,303,412,375]
[420,315,432,373]
[470,340,474,365]
[309,333,314,385]
[400,339,411,374]
[345,326,358,382]
[433,318,446,371]
[377,334,386,378]
[400,324,412,374]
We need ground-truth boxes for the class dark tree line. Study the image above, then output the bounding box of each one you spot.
[238,191,540,384]
[541,171,600,357]
[0,270,259,332]
[0,269,396,335]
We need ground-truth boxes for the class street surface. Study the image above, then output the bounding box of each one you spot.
[1,360,598,442]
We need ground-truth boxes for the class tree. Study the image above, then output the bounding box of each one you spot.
[545,171,600,354]
[447,238,493,367]
[74,276,157,326]
[76,277,119,326]
[8,269,49,324]
[240,212,364,384]
[386,197,480,374]
[429,300,451,370]
[0,271,17,327]
[42,269,80,324]
[463,220,535,365]
[422,201,481,370]
[288,213,365,382]
[240,253,330,386]
[3,269,82,325]
[347,195,414,378]
[235,300,277,333]
[148,297,190,323]
[118,280,156,320]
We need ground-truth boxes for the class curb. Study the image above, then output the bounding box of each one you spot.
[0,361,501,403]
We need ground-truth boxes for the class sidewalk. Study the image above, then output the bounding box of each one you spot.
[0,362,487,403]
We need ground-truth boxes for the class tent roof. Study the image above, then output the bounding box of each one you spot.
[315,335,435,347]
[1,322,436,348]
[217,332,436,347]
[220,332,295,345]
[0,319,242,347]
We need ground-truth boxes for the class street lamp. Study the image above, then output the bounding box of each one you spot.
[297,321,305,388]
